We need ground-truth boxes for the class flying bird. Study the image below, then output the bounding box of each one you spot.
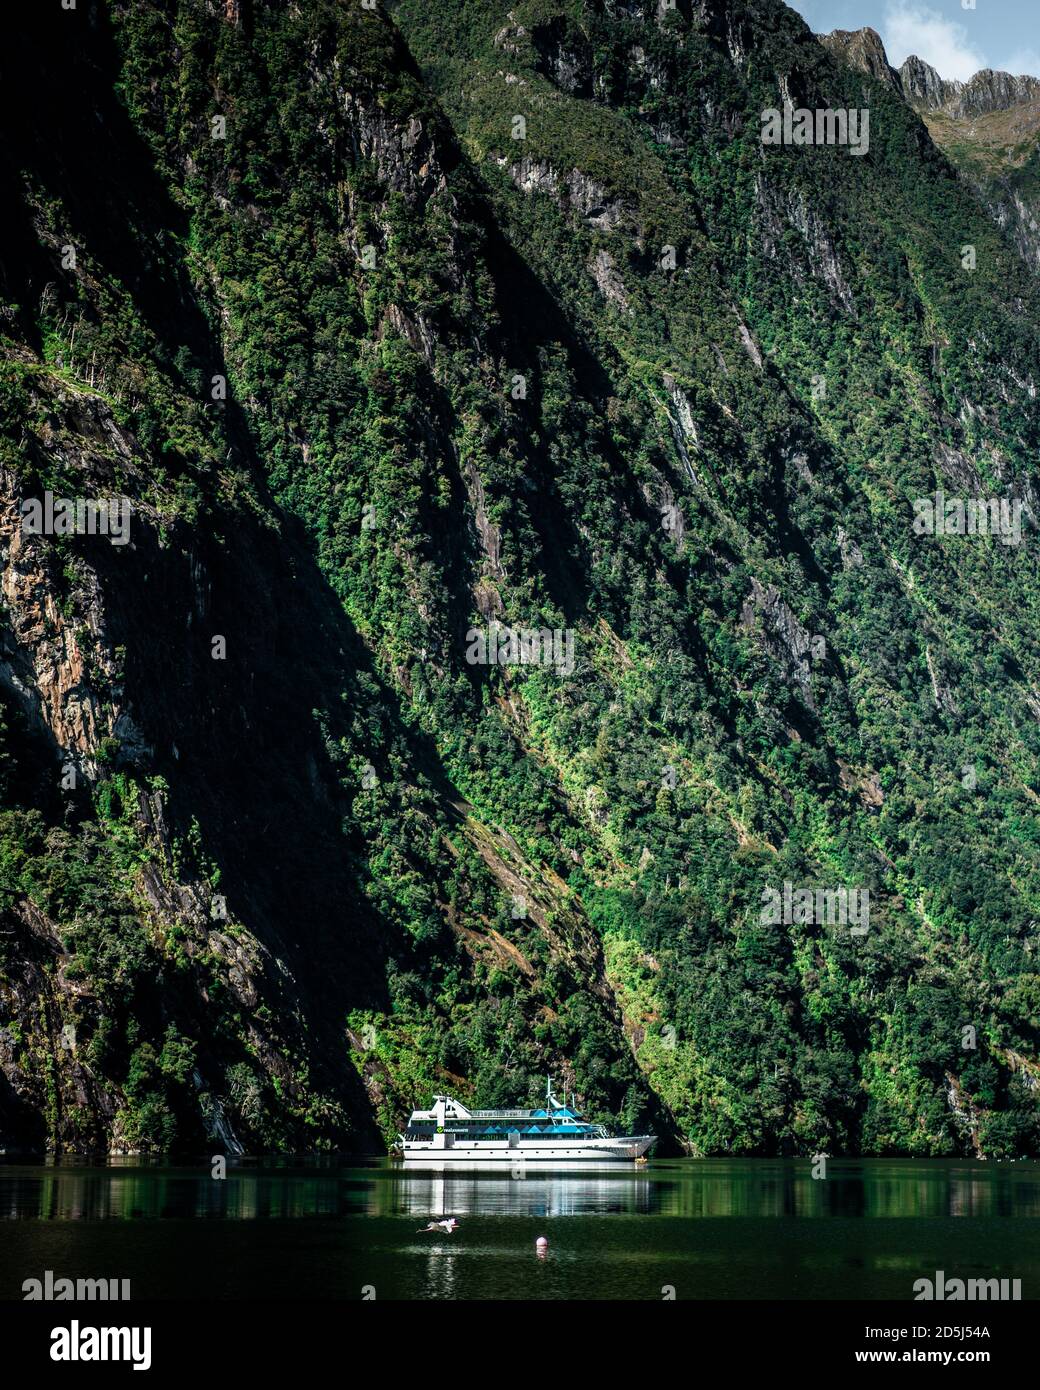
[417,1218,460,1234]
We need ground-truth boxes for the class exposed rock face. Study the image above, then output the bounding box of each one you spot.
[896,53,950,109]
[589,249,629,310]
[990,185,1040,277]
[661,374,701,486]
[817,28,899,89]
[530,14,594,97]
[819,28,1040,118]
[0,494,111,778]
[756,176,855,315]
[741,579,818,711]
[899,60,1040,117]
[344,101,443,199]
[505,158,628,231]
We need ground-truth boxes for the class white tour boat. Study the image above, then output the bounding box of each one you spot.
[399,1078,655,1168]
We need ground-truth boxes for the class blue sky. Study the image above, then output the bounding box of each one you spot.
[786,0,1040,79]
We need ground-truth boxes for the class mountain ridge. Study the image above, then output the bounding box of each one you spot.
[819,26,1040,117]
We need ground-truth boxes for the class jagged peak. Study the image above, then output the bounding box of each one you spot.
[898,56,1040,116]
[897,53,945,104]
[817,27,899,89]
[818,25,1040,118]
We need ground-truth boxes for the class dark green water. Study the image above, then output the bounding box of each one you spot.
[1,1157,1038,1300]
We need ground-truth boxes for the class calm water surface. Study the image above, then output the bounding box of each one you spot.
[1,1157,1038,1300]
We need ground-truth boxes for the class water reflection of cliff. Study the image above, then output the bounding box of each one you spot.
[2,1157,1040,1222]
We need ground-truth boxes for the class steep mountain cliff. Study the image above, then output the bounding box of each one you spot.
[2,0,1039,1158]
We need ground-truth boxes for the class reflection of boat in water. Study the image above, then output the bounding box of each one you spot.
[395,1170,654,1218]
[400,1077,655,1169]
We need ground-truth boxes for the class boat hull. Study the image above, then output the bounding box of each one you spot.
[401,1136,655,1168]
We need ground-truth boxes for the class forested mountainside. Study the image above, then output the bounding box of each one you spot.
[0,0,1039,1159]
[820,27,1040,275]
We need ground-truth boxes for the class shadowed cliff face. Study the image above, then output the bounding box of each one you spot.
[1,0,1040,1159]
[0,0,670,1156]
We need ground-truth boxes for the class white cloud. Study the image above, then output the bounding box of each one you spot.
[881,2,987,81]
[998,47,1040,79]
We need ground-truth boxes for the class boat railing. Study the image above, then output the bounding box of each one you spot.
[466,1108,532,1119]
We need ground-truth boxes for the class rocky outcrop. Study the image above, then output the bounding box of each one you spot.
[818,28,900,89]
[896,53,949,109]
[589,249,629,309]
[740,579,820,711]
[530,14,594,97]
[505,158,628,231]
[989,184,1040,277]
[898,59,1040,117]
[756,176,855,314]
[819,30,1040,117]
[661,374,701,486]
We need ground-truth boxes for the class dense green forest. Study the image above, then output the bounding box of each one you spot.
[0,0,1038,1157]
